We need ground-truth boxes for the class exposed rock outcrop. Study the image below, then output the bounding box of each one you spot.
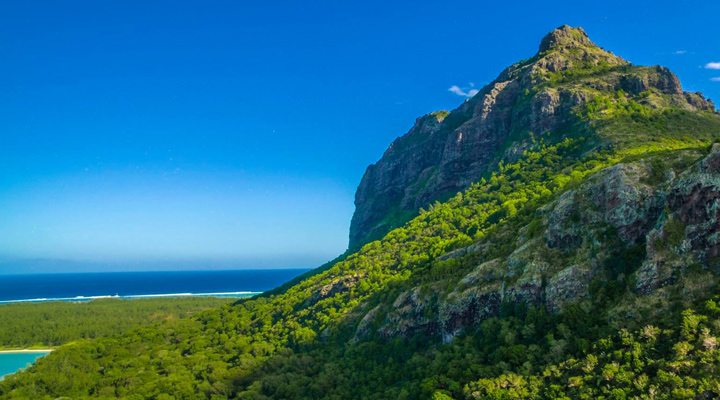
[544,264,592,312]
[636,146,720,293]
[377,287,439,338]
[309,274,364,305]
[360,146,720,342]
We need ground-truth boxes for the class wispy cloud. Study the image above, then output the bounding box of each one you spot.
[674,50,687,55]
[711,77,720,82]
[705,62,720,70]
[448,84,479,98]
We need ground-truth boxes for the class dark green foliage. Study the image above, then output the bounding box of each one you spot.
[0,297,232,349]
[2,28,720,399]
[2,132,714,399]
[588,241,646,307]
[660,216,686,249]
[463,297,720,400]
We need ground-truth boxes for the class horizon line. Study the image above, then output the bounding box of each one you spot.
[0,266,314,276]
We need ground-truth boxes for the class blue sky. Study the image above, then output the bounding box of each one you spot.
[1,0,719,273]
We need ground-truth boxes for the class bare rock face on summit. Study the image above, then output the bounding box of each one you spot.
[348,25,715,249]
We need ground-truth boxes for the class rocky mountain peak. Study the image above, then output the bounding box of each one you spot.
[348,25,715,250]
[538,25,594,53]
[530,25,628,76]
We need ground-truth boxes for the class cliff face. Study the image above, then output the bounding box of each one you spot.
[360,145,720,342]
[349,25,715,249]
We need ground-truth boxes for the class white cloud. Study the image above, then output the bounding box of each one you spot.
[711,77,720,82]
[674,50,687,55]
[448,85,479,98]
[705,62,720,70]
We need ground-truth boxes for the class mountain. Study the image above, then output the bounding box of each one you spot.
[349,25,715,249]
[3,26,720,400]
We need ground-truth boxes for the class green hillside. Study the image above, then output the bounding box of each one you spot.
[0,297,234,350]
[2,25,720,400]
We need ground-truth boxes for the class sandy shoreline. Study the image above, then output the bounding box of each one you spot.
[0,291,261,305]
[0,349,54,354]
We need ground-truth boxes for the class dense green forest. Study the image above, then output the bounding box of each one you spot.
[460,296,720,399]
[0,297,232,349]
[3,123,718,398]
[2,26,720,399]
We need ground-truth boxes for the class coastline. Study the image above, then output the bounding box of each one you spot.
[0,291,262,305]
[0,349,54,354]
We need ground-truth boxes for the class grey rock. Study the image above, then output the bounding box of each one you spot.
[545,190,582,250]
[545,265,592,312]
[378,287,438,338]
[587,164,663,243]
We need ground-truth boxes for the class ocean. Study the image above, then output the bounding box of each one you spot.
[0,269,310,303]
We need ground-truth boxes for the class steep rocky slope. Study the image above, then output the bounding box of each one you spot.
[2,26,720,400]
[367,145,720,343]
[350,25,715,249]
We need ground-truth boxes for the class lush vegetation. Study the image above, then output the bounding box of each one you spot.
[462,297,720,399]
[1,28,720,399]
[2,127,716,398]
[0,297,233,350]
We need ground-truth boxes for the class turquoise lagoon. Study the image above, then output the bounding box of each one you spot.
[0,352,50,379]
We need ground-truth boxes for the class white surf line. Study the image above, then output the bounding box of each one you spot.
[0,349,54,354]
[0,291,263,305]
[0,295,120,304]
